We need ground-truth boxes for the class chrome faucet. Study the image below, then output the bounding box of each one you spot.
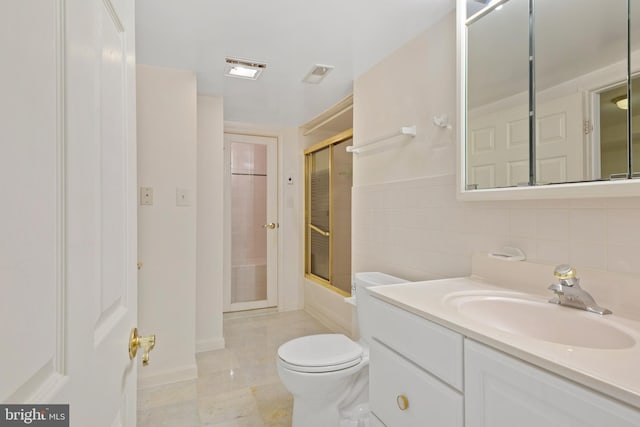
[548,264,612,315]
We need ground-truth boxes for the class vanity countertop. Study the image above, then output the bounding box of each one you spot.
[368,276,640,409]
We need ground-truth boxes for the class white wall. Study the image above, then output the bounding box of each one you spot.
[137,65,198,387]
[196,95,225,352]
[352,12,640,286]
[353,14,456,187]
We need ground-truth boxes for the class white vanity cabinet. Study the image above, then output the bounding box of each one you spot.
[368,297,464,427]
[465,339,640,427]
[367,294,640,426]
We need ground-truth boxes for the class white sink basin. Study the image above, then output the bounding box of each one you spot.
[444,292,636,350]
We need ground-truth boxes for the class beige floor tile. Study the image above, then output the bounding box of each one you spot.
[252,383,293,426]
[198,388,260,425]
[137,310,330,427]
[138,399,200,427]
[138,379,197,410]
[197,348,241,376]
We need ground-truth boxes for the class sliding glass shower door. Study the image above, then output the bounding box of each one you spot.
[305,130,353,295]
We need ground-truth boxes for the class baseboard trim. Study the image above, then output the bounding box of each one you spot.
[137,364,198,389]
[304,303,351,337]
[196,337,226,353]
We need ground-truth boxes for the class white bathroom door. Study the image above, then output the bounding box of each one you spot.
[0,0,139,425]
[63,0,141,425]
[224,133,279,312]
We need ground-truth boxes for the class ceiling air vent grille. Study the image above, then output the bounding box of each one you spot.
[303,64,335,84]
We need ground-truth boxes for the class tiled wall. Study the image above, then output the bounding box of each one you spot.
[352,12,640,284]
[353,173,640,282]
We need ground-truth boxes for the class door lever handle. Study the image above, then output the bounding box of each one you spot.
[129,328,156,366]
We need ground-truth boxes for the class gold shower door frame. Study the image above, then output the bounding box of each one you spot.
[304,129,353,296]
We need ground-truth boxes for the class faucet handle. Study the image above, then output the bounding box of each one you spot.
[554,264,576,280]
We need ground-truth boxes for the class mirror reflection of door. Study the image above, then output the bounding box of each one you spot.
[535,0,627,184]
[466,0,529,189]
[464,0,638,188]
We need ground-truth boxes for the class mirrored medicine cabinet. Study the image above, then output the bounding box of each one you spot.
[458,0,640,199]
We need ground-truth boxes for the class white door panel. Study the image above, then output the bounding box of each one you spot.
[536,92,585,183]
[65,0,139,424]
[467,105,529,188]
[0,0,64,403]
[1,0,139,425]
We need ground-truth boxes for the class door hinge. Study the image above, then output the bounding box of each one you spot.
[583,119,593,135]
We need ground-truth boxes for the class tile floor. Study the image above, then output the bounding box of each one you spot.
[137,310,331,426]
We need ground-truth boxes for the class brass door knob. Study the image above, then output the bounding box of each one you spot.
[129,328,156,366]
[263,222,278,230]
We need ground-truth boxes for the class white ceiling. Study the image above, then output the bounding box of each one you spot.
[135,0,455,127]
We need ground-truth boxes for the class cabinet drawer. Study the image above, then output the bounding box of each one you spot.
[369,296,463,390]
[370,340,463,427]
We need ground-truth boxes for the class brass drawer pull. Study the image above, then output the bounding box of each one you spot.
[397,394,409,411]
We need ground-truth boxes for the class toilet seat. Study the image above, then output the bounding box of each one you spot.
[278,334,363,373]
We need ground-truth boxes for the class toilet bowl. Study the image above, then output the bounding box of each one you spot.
[277,272,407,427]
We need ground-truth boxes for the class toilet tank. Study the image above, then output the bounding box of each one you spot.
[354,272,408,346]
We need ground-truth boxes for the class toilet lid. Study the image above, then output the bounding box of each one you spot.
[278,334,363,373]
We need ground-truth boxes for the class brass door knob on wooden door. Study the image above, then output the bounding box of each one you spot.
[263,222,278,229]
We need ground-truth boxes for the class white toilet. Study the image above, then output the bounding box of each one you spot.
[277,272,407,427]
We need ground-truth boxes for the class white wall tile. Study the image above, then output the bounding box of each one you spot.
[350,10,640,290]
[509,209,537,238]
[607,209,640,246]
[569,209,606,243]
[535,239,570,264]
[569,241,607,270]
[607,244,640,275]
[536,209,569,241]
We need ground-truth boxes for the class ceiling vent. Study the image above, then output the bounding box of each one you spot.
[224,57,267,80]
[303,64,335,84]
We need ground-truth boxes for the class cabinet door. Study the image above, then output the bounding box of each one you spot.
[465,339,640,427]
[370,413,386,427]
[370,340,463,427]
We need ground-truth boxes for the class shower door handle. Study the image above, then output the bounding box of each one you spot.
[263,222,278,230]
[309,223,330,237]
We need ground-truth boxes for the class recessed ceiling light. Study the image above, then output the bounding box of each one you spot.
[224,57,267,80]
[303,64,335,84]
